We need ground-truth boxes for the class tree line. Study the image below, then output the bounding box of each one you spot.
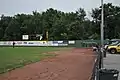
[0,3,120,41]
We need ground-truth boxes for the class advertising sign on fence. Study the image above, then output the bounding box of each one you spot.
[68,41,75,44]
[0,40,75,47]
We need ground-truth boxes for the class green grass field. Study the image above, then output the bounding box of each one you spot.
[0,47,69,73]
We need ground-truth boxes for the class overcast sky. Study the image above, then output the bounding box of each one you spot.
[0,0,120,18]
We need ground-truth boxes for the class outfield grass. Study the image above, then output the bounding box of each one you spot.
[0,47,69,73]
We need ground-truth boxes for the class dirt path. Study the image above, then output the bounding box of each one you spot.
[0,48,96,80]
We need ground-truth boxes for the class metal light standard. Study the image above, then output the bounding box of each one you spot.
[101,0,104,68]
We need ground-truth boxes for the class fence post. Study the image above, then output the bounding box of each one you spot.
[95,47,102,80]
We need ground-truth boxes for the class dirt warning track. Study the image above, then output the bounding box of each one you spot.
[0,48,96,80]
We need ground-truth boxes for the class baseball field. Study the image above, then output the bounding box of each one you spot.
[0,47,96,80]
[0,47,69,73]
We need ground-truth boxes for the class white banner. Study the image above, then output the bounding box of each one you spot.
[0,41,69,46]
[22,35,29,40]
[68,41,75,44]
[0,41,55,46]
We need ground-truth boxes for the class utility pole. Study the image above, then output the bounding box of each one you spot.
[101,0,104,68]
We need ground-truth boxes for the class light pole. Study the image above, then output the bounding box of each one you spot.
[101,0,104,68]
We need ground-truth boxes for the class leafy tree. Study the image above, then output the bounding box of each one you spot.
[3,18,21,40]
[91,3,120,39]
[1,4,120,41]
[0,15,13,40]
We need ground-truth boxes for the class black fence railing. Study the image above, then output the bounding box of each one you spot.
[90,48,103,80]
